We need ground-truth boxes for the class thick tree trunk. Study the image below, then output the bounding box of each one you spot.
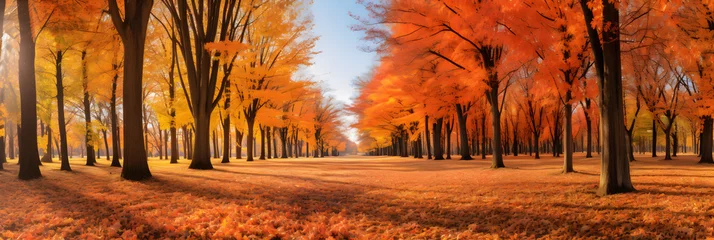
[581,0,634,195]
[259,125,266,160]
[432,118,444,160]
[109,0,154,180]
[267,127,272,159]
[481,114,487,159]
[425,115,432,159]
[563,102,574,173]
[445,121,452,159]
[663,126,672,160]
[17,0,41,179]
[533,132,540,159]
[272,128,278,158]
[487,81,505,168]
[190,111,213,169]
[280,128,288,158]
[698,116,713,163]
[245,117,256,162]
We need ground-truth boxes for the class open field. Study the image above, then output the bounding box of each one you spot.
[1,153,713,239]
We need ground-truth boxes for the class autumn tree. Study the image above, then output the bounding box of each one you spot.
[108,0,154,180]
[161,0,254,169]
[580,0,634,195]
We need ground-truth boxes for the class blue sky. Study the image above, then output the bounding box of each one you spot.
[308,0,377,142]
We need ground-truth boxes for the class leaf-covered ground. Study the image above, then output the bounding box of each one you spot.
[0,153,713,239]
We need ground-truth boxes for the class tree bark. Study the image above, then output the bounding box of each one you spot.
[108,0,154,180]
[235,128,243,159]
[563,101,574,173]
[267,126,272,159]
[81,51,96,166]
[481,114,487,159]
[103,130,110,161]
[663,126,672,160]
[425,115,432,159]
[8,122,15,160]
[581,0,634,195]
[699,116,713,164]
[652,119,658,157]
[584,100,593,158]
[280,128,288,158]
[17,0,41,179]
[259,125,266,160]
[246,117,256,161]
[110,66,121,167]
[445,120,452,159]
[55,51,71,171]
[42,125,53,163]
[433,118,444,160]
[487,80,505,168]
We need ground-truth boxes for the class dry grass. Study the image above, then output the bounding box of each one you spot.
[0,153,713,239]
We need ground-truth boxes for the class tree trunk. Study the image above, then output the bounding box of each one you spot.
[652,119,658,157]
[81,51,96,166]
[433,118,444,160]
[581,0,634,195]
[42,125,53,163]
[663,126,672,160]
[235,128,243,159]
[584,102,593,158]
[259,125,266,160]
[272,127,278,158]
[109,0,154,180]
[245,117,256,161]
[189,111,213,168]
[699,116,713,163]
[481,114,487,159]
[563,102,574,173]
[54,51,72,171]
[672,128,678,157]
[280,128,288,158]
[267,126,272,159]
[425,115,432,160]
[110,67,121,167]
[445,121,452,159]
[626,130,635,162]
[102,130,110,161]
[17,0,41,179]
[8,122,15,160]
[221,95,231,164]
[487,81,505,168]
[295,131,300,158]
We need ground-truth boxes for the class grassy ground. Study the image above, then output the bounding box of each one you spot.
[0,153,712,239]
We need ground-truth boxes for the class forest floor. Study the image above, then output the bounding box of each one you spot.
[0,153,713,239]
